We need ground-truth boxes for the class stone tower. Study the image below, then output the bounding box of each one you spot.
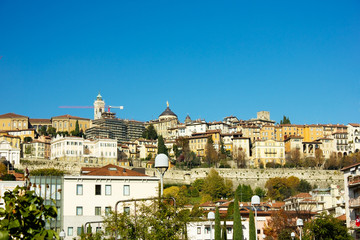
[94,93,105,120]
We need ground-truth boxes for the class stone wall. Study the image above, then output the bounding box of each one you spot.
[146,168,344,189]
[17,159,344,190]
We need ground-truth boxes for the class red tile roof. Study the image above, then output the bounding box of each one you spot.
[81,164,148,177]
[29,118,51,124]
[0,113,28,119]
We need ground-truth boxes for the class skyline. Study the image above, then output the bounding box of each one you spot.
[0,1,359,124]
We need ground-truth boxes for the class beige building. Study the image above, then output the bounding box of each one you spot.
[232,137,251,160]
[0,113,29,131]
[251,139,285,167]
[50,135,117,165]
[51,114,91,133]
[146,102,179,140]
[22,138,51,159]
[0,140,20,165]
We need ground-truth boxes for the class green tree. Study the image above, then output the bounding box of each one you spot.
[23,137,32,143]
[297,179,312,193]
[249,209,256,240]
[222,219,227,240]
[233,194,243,240]
[157,135,168,155]
[254,187,266,200]
[215,207,221,240]
[103,199,186,240]
[0,186,58,239]
[303,212,352,240]
[236,184,253,202]
[47,126,57,136]
[71,120,80,136]
[280,116,291,124]
[1,174,16,181]
[39,126,48,136]
[142,124,158,140]
[265,176,300,201]
[205,136,218,167]
[202,169,233,201]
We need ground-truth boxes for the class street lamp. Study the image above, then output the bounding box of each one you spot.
[251,195,260,240]
[207,211,215,240]
[297,218,303,240]
[59,229,66,240]
[291,232,295,240]
[154,153,169,196]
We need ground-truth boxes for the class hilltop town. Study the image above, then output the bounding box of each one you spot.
[0,93,359,239]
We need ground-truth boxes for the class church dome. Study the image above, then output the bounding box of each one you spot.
[159,101,177,119]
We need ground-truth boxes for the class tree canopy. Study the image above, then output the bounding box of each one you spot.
[142,124,158,140]
[202,169,233,201]
[157,135,168,156]
[280,116,291,124]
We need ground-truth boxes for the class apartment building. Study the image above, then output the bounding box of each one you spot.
[348,124,360,153]
[0,113,29,131]
[251,139,285,167]
[62,165,159,239]
[341,163,360,239]
[51,114,91,133]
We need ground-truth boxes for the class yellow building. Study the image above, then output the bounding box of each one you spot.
[251,139,285,168]
[260,125,275,140]
[51,114,91,133]
[0,135,21,149]
[239,125,260,143]
[4,129,36,142]
[0,113,29,131]
[275,124,304,141]
[188,135,209,158]
[303,124,324,142]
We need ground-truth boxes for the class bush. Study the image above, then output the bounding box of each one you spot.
[30,168,66,176]
[1,174,16,181]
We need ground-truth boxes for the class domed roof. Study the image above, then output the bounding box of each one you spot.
[96,92,103,101]
[159,107,177,118]
[159,101,177,118]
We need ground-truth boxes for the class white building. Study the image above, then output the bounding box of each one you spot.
[347,124,360,154]
[341,162,360,239]
[251,140,285,167]
[50,136,117,164]
[62,164,159,239]
[0,140,20,165]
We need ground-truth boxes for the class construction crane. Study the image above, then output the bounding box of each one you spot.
[59,105,124,113]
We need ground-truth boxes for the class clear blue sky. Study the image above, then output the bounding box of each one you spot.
[1,1,359,124]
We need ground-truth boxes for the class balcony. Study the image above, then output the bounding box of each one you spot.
[348,176,360,187]
[350,197,360,208]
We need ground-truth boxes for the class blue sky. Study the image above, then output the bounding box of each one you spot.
[0,1,359,124]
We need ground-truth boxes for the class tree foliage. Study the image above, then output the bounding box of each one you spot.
[215,207,221,240]
[103,199,189,240]
[235,184,253,202]
[249,209,256,240]
[0,186,58,239]
[142,124,158,140]
[280,116,291,125]
[202,169,233,201]
[30,168,67,176]
[303,212,351,240]
[232,194,243,240]
[265,176,306,201]
[263,209,294,239]
[205,137,218,167]
[157,135,168,156]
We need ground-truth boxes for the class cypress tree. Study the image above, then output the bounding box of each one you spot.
[233,194,243,240]
[157,135,168,155]
[75,120,80,136]
[215,207,221,240]
[249,209,256,240]
[222,219,227,240]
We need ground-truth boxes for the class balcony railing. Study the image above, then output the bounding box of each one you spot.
[349,176,360,187]
[350,197,360,208]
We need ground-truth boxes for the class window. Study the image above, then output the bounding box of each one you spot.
[77,227,82,236]
[76,207,83,216]
[197,227,201,234]
[68,227,73,236]
[105,207,111,216]
[105,185,111,195]
[123,185,130,196]
[95,185,101,195]
[205,227,210,234]
[76,184,83,195]
[124,207,130,215]
[96,227,101,233]
[95,207,101,216]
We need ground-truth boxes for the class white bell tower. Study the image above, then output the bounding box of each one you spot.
[94,93,105,120]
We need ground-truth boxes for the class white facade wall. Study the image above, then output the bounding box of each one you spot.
[208,123,230,134]
[0,140,20,165]
[347,124,360,153]
[185,122,208,136]
[62,175,159,239]
[232,138,250,159]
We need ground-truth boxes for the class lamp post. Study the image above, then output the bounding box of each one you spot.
[59,229,65,240]
[208,211,215,240]
[297,218,303,240]
[291,232,295,240]
[154,153,169,196]
[251,195,260,240]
